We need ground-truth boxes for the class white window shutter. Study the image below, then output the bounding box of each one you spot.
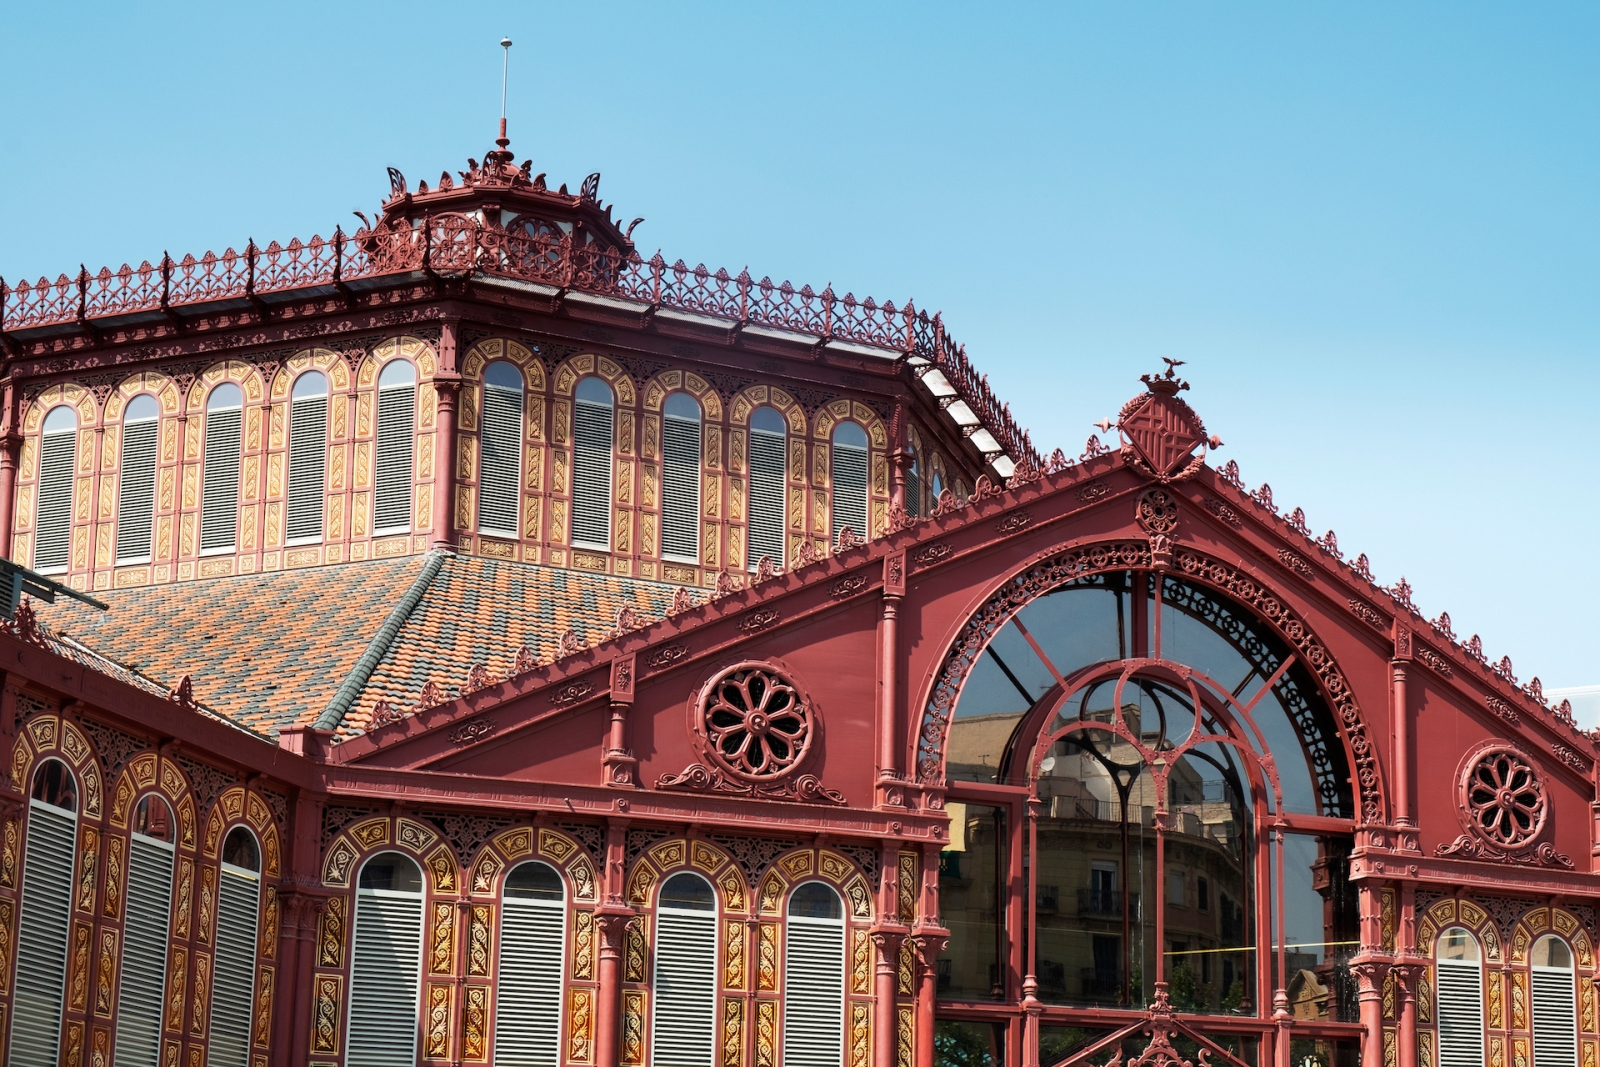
[346,889,424,1067]
[830,443,868,543]
[1533,963,1578,1067]
[660,414,701,562]
[782,916,845,1067]
[200,408,242,552]
[570,399,614,550]
[478,385,524,538]
[116,419,159,564]
[492,899,565,1066]
[651,910,718,1067]
[34,431,76,572]
[10,800,78,1067]
[374,386,415,533]
[1436,959,1485,1067]
[286,396,328,542]
[206,864,260,1067]
[114,834,175,1067]
[747,428,785,570]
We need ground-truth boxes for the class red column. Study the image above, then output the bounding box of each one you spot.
[1351,960,1387,1067]
[0,431,20,559]
[432,378,460,550]
[871,929,906,1067]
[1392,659,1413,827]
[1396,962,1421,1067]
[595,912,630,1067]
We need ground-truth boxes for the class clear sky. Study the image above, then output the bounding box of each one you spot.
[3,4,1596,704]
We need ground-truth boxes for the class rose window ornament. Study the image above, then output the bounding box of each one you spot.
[1461,745,1546,848]
[697,663,814,780]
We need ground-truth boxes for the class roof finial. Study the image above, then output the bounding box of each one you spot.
[489,37,514,164]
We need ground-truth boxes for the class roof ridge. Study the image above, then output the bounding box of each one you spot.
[313,550,450,731]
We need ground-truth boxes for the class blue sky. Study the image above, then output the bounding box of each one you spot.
[3,4,1596,702]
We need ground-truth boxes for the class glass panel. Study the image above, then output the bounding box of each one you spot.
[934,1019,1007,1067]
[1039,1026,1112,1067]
[660,871,715,911]
[222,827,260,871]
[938,802,1005,1001]
[358,852,422,893]
[505,861,564,901]
[1273,834,1358,1022]
[1287,1035,1358,1067]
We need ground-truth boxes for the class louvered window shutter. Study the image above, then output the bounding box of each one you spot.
[747,428,786,570]
[346,888,424,1067]
[116,418,159,564]
[1436,959,1485,1067]
[782,915,845,1067]
[206,863,260,1067]
[374,386,415,533]
[1533,962,1578,1067]
[10,799,78,1067]
[660,414,701,562]
[286,395,328,542]
[34,430,76,572]
[492,899,565,1066]
[200,408,242,552]
[651,909,718,1067]
[114,833,175,1067]
[570,398,614,550]
[905,466,923,518]
[830,444,869,543]
[478,384,524,537]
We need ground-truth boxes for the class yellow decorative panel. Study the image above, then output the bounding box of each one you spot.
[463,984,490,1061]
[188,950,210,1034]
[567,988,595,1064]
[429,900,455,974]
[424,983,452,1059]
[1513,970,1529,1030]
[622,990,646,1066]
[758,923,778,992]
[852,929,871,994]
[722,996,745,1067]
[850,1003,870,1067]
[897,1006,913,1067]
[724,920,746,990]
[252,965,273,1048]
[756,1000,778,1067]
[573,909,595,980]
[625,916,648,982]
[467,904,492,978]
[311,974,342,1054]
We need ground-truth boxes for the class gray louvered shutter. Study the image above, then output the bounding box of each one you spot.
[1436,959,1485,1067]
[34,430,76,572]
[830,443,868,543]
[747,429,785,570]
[116,419,158,563]
[206,863,260,1067]
[1533,965,1578,1067]
[905,466,923,518]
[114,833,175,1067]
[10,800,78,1067]
[286,395,327,542]
[660,414,701,562]
[492,899,565,1066]
[478,384,523,538]
[570,398,613,550]
[782,916,845,1067]
[651,909,717,1067]
[347,889,424,1067]
[200,408,242,552]
[374,386,415,533]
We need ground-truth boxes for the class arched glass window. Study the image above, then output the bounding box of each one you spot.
[1436,927,1484,1067]
[347,852,425,1067]
[930,466,945,507]
[374,361,416,534]
[116,395,160,565]
[661,392,702,564]
[652,872,718,1067]
[1532,935,1578,1067]
[209,826,262,1067]
[747,406,786,570]
[200,384,243,554]
[479,361,525,538]
[10,759,80,1066]
[571,377,614,551]
[830,421,868,544]
[287,372,329,543]
[783,882,845,1067]
[494,861,566,1066]
[34,405,78,573]
[116,796,176,1067]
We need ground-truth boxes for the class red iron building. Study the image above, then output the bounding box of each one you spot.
[0,132,1591,1067]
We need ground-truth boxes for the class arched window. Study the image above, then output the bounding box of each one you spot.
[661,392,702,564]
[478,361,525,538]
[783,882,845,1067]
[652,872,718,1067]
[209,827,262,1067]
[287,372,329,543]
[571,377,614,551]
[374,361,416,535]
[1532,935,1578,1067]
[347,852,425,1067]
[930,466,945,509]
[494,861,566,1066]
[116,395,160,565]
[34,405,78,573]
[10,759,79,1066]
[747,406,786,570]
[116,795,177,1067]
[1436,927,1484,1067]
[200,384,243,554]
[830,421,868,544]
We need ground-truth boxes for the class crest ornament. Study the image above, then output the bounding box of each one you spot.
[1114,362,1218,483]
[1435,740,1571,868]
